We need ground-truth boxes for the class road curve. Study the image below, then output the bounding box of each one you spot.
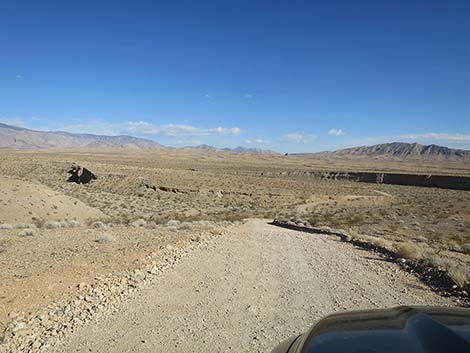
[46,219,456,353]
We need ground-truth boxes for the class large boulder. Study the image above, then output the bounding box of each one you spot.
[67,165,97,184]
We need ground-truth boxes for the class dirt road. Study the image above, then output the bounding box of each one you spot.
[46,219,456,353]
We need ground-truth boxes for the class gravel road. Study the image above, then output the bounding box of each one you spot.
[46,219,456,353]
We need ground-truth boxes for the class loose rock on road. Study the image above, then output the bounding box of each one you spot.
[46,219,456,353]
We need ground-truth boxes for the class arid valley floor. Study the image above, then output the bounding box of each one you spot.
[1,149,470,352]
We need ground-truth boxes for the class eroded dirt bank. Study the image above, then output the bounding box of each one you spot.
[45,219,457,353]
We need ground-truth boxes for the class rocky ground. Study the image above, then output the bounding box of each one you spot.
[42,219,457,353]
[0,221,234,352]
[0,150,469,352]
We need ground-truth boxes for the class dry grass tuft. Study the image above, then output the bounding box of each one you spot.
[462,243,470,255]
[448,266,470,287]
[91,221,108,230]
[14,223,36,229]
[67,220,82,228]
[346,230,394,250]
[130,219,147,228]
[18,229,35,237]
[45,221,64,229]
[178,221,192,230]
[166,220,181,228]
[394,242,424,260]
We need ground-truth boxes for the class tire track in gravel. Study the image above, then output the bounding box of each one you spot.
[46,219,457,353]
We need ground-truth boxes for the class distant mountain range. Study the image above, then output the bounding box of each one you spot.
[0,123,277,154]
[0,123,162,149]
[2,123,468,160]
[295,142,470,161]
[187,144,278,155]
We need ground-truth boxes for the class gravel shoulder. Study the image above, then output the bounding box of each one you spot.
[46,219,457,353]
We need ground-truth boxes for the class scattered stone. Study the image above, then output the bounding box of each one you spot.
[0,224,222,351]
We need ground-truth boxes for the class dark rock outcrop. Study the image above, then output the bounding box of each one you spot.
[67,166,97,184]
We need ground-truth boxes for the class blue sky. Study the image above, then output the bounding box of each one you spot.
[1,0,469,152]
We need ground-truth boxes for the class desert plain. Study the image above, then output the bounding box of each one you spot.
[0,148,469,352]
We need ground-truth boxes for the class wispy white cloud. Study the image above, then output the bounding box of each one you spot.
[244,94,254,99]
[60,121,242,137]
[15,74,23,79]
[280,132,314,144]
[396,132,470,143]
[245,138,270,145]
[204,94,213,99]
[328,128,346,136]
[0,117,25,127]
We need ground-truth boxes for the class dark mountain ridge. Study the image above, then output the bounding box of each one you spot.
[299,142,470,161]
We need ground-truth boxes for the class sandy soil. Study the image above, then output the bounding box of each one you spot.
[0,223,219,327]
[0,177,106,224]
[45,219,456,353]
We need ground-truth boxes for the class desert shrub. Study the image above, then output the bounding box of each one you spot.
[422,254,455,269]
[0,224,13,230]
[346,230,394,251]
[15,223,36,229]
[130,219,147,227]
[145,222,158,229]
[19,229,35,237]
[343,214,366,227]
[45,221,63,229]
[95,233,114,244]
[412,235,428,243]
[448,266,470,287]
[91,221,108,230]
[31,217,46,228]
[67,220,82,228]
[166,220,181,227]
[368,236,393,250]
[444,240,463,253]
[147,215,168,225]
[194,220,214,230]
[178,221,192,230]
[394,242,424,260]
[462,243,470,255]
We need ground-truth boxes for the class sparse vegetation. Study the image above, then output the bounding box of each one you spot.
[462,243,470,255]
[18,229,35,237]
[394,242,425,260]
[0,148,469,333]
[91,221,108,230]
